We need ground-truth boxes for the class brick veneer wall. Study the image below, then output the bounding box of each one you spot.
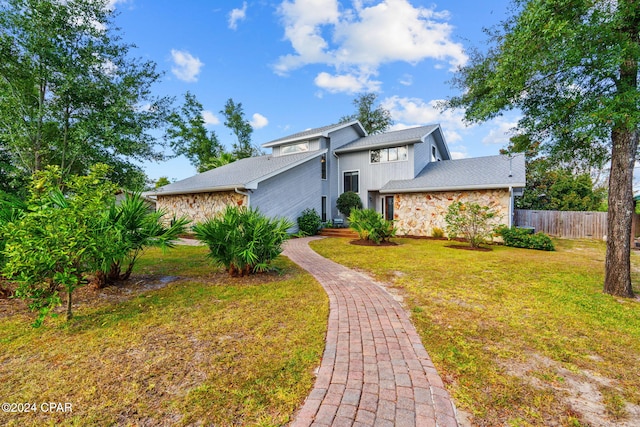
[393,189,511,237]
[156,191,248,225]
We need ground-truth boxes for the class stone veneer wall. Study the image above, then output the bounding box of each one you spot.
[156,191,248,225]
[393,189,511,237]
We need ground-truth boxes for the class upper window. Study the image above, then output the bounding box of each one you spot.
[370,145,408,163]
[431,145,437,162]
[281,141,309,155]
[344,171,359,193]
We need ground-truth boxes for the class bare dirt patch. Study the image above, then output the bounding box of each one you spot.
[501,352,640,427]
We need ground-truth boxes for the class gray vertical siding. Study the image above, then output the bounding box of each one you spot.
[251,156,322,232]
[414,135,432,172]
[324,128,361,219]
[337,149,415,211]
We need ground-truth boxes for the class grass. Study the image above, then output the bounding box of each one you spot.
[310,237,640,427]
[0,245,328,427]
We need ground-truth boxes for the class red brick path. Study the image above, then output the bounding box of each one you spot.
[284,237,459,427]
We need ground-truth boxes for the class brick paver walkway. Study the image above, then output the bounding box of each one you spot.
[284,237,459,427]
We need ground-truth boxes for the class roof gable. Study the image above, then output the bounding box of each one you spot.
[147,150,326,196]
[333,125,448,158]
[380,155,526,193]
[262,121,366,148]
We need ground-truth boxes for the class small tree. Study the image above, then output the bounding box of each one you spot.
[193,206,292,276]
[2,165,120,326]
[336,191,363,218]
[444,201,500,249]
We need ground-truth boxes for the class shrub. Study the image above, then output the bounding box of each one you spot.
[193,206,293,276]
[349,208,396,244]
[431,227,444,238]
[496,226,555,251]
[336,191,363,217]
[445,201,501,248]
[2,165,121,326]
[297,208,322,236]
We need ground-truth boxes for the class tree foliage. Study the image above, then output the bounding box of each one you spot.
[220,98,260,159]
[340,93,393,134]
[165,92,224,172]
[444,0,640,297]
[0,0,172,189]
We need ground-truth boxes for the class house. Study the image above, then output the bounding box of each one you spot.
[148,121,525,236]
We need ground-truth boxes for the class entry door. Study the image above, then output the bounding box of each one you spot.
[383,196,394,221]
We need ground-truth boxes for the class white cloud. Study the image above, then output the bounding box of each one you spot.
[170,49,204,83]
[381,96,472,143]
[202,110,220,126]
[107,0,128,8]
[314,71,381,94]
[275,0,468,92]
[481,119,518,145]
[250,113,269,129]
[229,2,248,30]
[399,74,413,86]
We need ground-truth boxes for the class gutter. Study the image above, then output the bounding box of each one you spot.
[235,187,251,207]
[379,182,526,194]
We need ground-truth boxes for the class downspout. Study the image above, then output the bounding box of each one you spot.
[333,152,340,219]
[508,186,513,228]
[235,188,250,207]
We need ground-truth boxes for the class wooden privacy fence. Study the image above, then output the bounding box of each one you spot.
[514,209,610,240]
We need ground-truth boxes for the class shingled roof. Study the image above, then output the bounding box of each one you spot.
[261,121,366,148]
[147,150,326,196]
[380,155,525,193]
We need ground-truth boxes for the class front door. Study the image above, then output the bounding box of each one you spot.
[383,196,394,221]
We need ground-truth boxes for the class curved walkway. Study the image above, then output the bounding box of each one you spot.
[284,237,458,427]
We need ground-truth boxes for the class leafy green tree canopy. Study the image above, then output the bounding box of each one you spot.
[220,98,260,159]
[0,0,173,189]
[165,92,224,172]
[444,0,639,297]
[340,93,393,135]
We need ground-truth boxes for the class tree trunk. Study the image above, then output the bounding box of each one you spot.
[604,127,637,298]
[66,289,73,321]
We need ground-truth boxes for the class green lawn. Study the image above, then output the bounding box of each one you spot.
[310,237,640,427]
[0,245,328,427]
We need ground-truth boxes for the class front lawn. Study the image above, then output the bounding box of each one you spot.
[0,246,328,427]
[310,237,640,427]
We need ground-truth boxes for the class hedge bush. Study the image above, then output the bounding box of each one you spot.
[496,226,555,251]
[297,208,322,236]
[336,191,363,217]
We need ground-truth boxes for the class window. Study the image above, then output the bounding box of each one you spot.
[431,145,437,162]
[281,141,309,155]
[383,196,394,221]
[343,171,359,193]
[321,154,327,180]
[321,196,327,222]
[370,145,408,163]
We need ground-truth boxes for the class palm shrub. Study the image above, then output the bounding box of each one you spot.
[193,206,293,276]
[95,193,190,287]
[336,191,363,218]
[297,208,322,236]
[349,208,396,244]
[445,201,501,248]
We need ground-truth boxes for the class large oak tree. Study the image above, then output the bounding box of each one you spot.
[446,0,639,297]
[0,0,172,189]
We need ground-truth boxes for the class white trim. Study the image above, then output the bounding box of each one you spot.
[380,183,526,194]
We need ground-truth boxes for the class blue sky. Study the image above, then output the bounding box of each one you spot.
[109,0,519,182]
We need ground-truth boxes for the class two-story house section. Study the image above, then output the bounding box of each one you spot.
[149,121,525,235]
[332,125,450,221]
